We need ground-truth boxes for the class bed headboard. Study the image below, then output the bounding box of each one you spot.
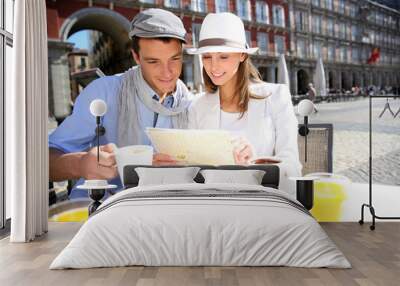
[123,165,280,189]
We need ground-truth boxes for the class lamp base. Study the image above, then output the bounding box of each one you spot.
[88,188,106,216]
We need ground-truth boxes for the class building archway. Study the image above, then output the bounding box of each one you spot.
[362,73,368,87]
[341,71,351,91]
[48,7,134,122]
[328,71,334,90]
[297,69,309,95]
[384,72,390,86]
[352,72,358,87]
[373,72,379,86]
[60,7,130,44]
[391,73,396,87]
[60,7,133,74]
[258,67,269,82]
[48,7,134,120]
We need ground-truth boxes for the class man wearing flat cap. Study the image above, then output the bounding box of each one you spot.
[49,9,191,198]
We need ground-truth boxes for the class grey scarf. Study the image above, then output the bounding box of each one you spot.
[117,66,191,147]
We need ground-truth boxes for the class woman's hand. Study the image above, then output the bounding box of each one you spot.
[153,153,178,166]
[232,137,254,165]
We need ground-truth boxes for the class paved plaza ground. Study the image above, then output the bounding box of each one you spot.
[296,97,400,186]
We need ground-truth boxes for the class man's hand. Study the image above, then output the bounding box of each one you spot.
[232,137,254,165]
[79,144,118,180]
[153,153,178,166]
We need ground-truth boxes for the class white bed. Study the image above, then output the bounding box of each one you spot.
[50,183,351,269]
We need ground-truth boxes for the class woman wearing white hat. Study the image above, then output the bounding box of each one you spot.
[187,12,301,193]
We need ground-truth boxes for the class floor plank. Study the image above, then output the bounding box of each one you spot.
[0,222,399,286]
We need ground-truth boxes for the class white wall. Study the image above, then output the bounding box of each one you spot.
[341,183,400,222]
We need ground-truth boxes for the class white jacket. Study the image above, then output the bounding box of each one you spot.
[188,82,302,196]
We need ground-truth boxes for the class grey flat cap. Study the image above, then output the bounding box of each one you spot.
[129,8,187,43]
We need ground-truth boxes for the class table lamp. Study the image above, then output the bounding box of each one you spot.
[77,99,116,215]
[89,99,107,162]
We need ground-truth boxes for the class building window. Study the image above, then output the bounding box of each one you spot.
[140,0,155,3]
[327,18,334,37]
[360,47,367,62]
[312,0,320,7]
[361,29,371,44]
[236,0,251,21]
[370,30,375,45]
[367,11,375,23]
[389,16,396,29]
[346,24,351,41]
[322,44,328,60]
[295,11,308,32]
[245,30,252,47]
[340,46,347,62]
[256,1,269,24]
[352,46,359,63]
[164,0,180,8]
[325,0,333,10]
[375,32,380,45]
[192,23,201,46]
[272,5,285,27]
[274,35,285,55]
[351,25,358,42]
[349,4,357,17]
[312,15,322,34]
[339,22,345,39]
[80,57,87,70]
[313,41,322,59]
[328,45,335,61]
[297,38,307,58]
[257,32,269,54]
[191,0,207,13]
[376,12,383,26]
[215,0,229,13]
[338,0,345,14]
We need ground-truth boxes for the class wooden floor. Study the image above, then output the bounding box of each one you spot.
[1,222,399,286]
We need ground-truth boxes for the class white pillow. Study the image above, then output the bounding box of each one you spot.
[200,169,266,185]
[135,167,200,186]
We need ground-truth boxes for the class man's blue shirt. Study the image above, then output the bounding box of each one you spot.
[49,74,175,198]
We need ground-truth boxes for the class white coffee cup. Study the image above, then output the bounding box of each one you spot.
[114,145,154,183]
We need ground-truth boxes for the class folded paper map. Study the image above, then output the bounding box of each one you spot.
[146,128,235,165]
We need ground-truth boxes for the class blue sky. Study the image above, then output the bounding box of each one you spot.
[68,30,90,50]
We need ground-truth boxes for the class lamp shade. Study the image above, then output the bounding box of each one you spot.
[90,99,107,117]
[298,99,315,117]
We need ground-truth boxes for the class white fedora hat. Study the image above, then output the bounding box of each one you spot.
[187,12,259,55]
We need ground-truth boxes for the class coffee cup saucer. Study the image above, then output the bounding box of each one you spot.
[77,179,117,190]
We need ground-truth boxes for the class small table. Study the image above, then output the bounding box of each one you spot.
[289,177,318,210]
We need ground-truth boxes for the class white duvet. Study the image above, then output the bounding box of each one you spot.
[50,183,351,269]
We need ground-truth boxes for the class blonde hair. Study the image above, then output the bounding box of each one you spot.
[203,56,263,118]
